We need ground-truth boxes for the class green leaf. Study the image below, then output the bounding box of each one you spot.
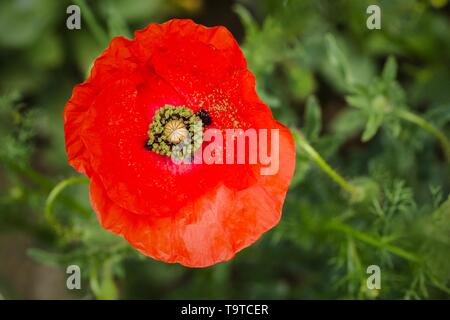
[385,118,402,138]
[90,259,119,300]
[27,248,63,267]
[74,0,109,47]
[288,65,316,100]
[304,95,322,140]
[233,4,258,36]
[102,2,132,38]
[346,95,370,110]
[429,185,443,209]
[290,143,314,187]
[331,109,366,139]
[422,197,450,287]
[325,34,352,86]
[362,112,384,142]
[382,56,398,83]
[0,0,58,48]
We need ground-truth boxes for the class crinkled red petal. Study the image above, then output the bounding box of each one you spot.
[64,19,296,267]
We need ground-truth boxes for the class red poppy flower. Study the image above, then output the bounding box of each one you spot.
[64,19,295,267]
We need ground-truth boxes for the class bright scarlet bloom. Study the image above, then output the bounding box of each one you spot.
[64,19,295,267]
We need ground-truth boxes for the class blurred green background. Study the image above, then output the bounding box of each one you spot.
[1,0,450,299]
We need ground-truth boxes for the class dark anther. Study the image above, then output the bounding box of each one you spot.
[197,109,212,126]
[144,139,153,151]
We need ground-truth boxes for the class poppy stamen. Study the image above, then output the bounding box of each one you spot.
[147,105,203,159]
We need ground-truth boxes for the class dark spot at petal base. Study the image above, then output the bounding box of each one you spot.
[197,109,212,126]
[144,139,153,151]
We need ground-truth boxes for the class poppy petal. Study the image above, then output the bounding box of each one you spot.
[64,19,296,267]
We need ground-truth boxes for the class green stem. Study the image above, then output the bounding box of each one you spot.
[4,159,53,189]
[74,0,109,46]
[45,176,90,234]
[293,130,361,199]
[330,220,420,263]
[395,109,450,162]
[2,159,90,217]
[430,275,450,295]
